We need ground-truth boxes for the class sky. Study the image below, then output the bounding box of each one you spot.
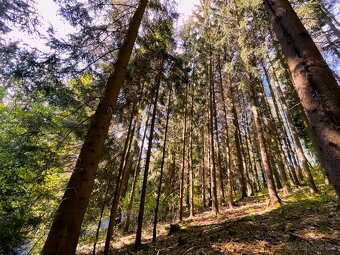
[34,0,200,30]
[6,0,200,50]
[176,0,200,20]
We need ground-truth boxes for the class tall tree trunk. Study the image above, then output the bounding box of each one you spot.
[92,165,115,255]
[189,84,195,217]
[124,114,150,233]
[104,103,137,255]
[230,85,248,199]
[209,51,219,215]
[218,62,234,207]
[268,54,331,186]
[242,111,258,193]
[276,78,318,193]
[202,117,208,208]
[238,107,255,196]
[212,75,225,203]
[135,57,163,247]
[179,86,188,221]
[260,64,291,194]
[42,1,148,254]
[116,119,141,227]
[248,127,262,191]
[283,136,302,186]
[153,87,172,242]
[264,0,340,198]
[250,82,281,207]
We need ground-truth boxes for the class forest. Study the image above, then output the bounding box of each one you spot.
[0,0,339,254]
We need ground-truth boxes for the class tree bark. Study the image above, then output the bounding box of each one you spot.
[260,64,291,194]
[124,114,149,233]
[104,104,137,255]
[179,86,188,221]
[189,84,195,217]
[135,57,163,247]
[92,165,115,255]
[153,87,172,242]
[212,74,225,203]
[264,0,340,198]
[209,51,219,215]
[218,64,234,207]
[230,85,248,199]
[42,1,148,254]
[249,82,281,206]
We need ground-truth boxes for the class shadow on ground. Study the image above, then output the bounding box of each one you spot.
[79,186,340,255]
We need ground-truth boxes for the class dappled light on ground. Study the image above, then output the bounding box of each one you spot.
[76,185,339,254]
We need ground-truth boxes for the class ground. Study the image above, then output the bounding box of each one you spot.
[77,185,340,255]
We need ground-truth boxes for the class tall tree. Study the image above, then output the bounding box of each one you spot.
[209,49,219,215]
[153,86,172,242]
[264,0,340,198]
[135,56,163,247]
[249,80,281,207]
[42,1,148,253]
[179,86,188,221]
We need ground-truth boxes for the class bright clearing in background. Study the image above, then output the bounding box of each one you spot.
[176,0,201,19]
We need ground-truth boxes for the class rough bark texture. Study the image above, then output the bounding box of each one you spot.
[265,0,340,198]
[42,1,148,254]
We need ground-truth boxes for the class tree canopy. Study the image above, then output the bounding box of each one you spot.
[0,0,339,254]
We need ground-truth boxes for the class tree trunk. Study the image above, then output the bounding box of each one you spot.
[153,87,172,242]
[209,51,219,215]
[268,53,331,186]
[230,85,247,199]
[264,0,340,198]
[116,119,141,227]
[212,74,225,203]
[277,79,318,193]
[202,116,208,208]
[179,86,188,221]
[249,82,281,207]
[189,84,195,217]
[218,63,234,207]
[124,114,150,233]
[104,104,137,255]
[260,63,291,194]
[42,1,148,254]
[92,166,115,255]
[135,57,163,247]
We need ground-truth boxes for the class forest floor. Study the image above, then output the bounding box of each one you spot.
[77,184,340,255]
